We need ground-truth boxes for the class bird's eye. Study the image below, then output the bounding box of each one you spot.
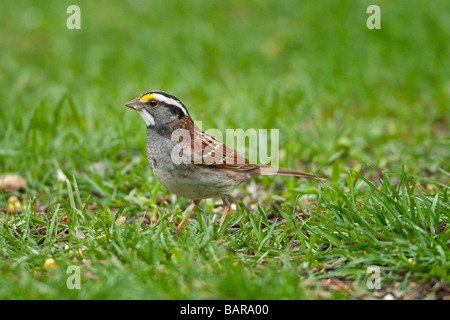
[149,100,157,107]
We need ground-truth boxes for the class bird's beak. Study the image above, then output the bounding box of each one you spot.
[124,98,143,110]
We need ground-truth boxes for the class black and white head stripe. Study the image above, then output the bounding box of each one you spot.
[139,90,189,117]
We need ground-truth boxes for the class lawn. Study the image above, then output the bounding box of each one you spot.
[0,0,449,300]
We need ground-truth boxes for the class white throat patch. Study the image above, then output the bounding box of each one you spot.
[138,109,155,127]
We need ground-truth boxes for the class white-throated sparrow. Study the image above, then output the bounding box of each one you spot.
[125,90,322,231]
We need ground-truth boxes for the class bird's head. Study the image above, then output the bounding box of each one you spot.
[125,90,191,134]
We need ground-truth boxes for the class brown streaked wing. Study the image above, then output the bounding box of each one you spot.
[190,129,253,167]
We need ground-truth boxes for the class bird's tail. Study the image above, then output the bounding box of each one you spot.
[258,166,325,180]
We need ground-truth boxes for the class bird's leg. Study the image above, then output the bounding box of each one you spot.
[177,199,201,231]
[218,194,232,231]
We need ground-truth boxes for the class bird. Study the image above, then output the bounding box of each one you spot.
[124,90,322,231]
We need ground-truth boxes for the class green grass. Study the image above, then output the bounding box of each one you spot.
[0,0,449,299]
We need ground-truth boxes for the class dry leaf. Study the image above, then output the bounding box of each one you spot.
[7,196,25,213]
[74,227,86,239]
[43,258,59,269]
[115,215,126,225]
[84,271,98,279]
[88,161,106,176]
[383,293,395,300]
[57,168,68,182]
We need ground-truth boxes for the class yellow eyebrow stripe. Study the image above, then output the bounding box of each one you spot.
[139,93,155,102]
